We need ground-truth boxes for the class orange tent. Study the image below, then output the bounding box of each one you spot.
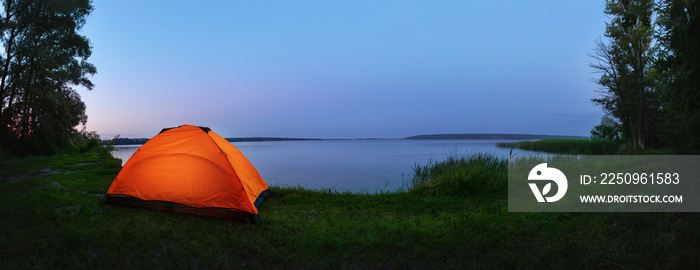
[104,125,269,222]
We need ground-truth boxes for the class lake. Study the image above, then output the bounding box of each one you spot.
[111,139,539,193]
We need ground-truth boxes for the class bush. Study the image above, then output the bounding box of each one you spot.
[591,115,621,141]
[70,130,112,156]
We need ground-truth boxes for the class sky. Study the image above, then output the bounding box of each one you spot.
[80,1,609,139]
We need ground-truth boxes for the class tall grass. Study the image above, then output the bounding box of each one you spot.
[410,152,507,196]
[497,139,620,154]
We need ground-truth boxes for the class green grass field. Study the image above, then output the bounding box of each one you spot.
[1,153,697,269]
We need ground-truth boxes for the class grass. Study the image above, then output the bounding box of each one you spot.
[411,152,507,196]
[1,153,698,269]
[497,139,621,155]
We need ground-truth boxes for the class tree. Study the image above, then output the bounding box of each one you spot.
[591,115,621,141]
[656,0,700,153]
[591,0,657,149]
[0,0,95,155]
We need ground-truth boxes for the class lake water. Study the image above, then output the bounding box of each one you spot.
[111,139,539,193]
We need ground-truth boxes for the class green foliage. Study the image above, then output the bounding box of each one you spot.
[70,130,113,156]
[591,0,657,149]
[589,0,700,153]
[655,0,700,154]
[0,0,96,157]
[498,139,621,155]
[591,114,621,141]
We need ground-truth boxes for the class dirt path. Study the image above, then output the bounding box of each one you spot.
[0,161,102,183]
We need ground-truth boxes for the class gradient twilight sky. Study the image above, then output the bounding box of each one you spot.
[80,1,608,139]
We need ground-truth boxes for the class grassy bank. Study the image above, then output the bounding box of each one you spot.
[1,153,698,268]
[497,139,621,154]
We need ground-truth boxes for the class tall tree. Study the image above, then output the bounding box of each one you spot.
[0,0,95,155]
[656,0,700,153]
[591,0,657,149]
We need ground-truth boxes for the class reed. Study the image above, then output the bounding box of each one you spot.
[410,152,507,196]
[497,139,620,154]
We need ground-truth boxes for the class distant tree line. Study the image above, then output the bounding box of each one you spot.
[106,137,323,145]
[0,0,95,156]
[106,137,150,146]
[225,137,322,142]
[405,134,590,140]
[590,0,699,153]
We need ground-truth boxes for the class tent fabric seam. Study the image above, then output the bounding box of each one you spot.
[205,131,254,204]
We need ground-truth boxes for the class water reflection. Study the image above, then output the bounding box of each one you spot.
[111,140,537,193]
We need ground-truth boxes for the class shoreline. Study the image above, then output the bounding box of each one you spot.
[106,133,589,145]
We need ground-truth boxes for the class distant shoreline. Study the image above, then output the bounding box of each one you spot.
[404,134,589,140]
[105,133,589,145]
